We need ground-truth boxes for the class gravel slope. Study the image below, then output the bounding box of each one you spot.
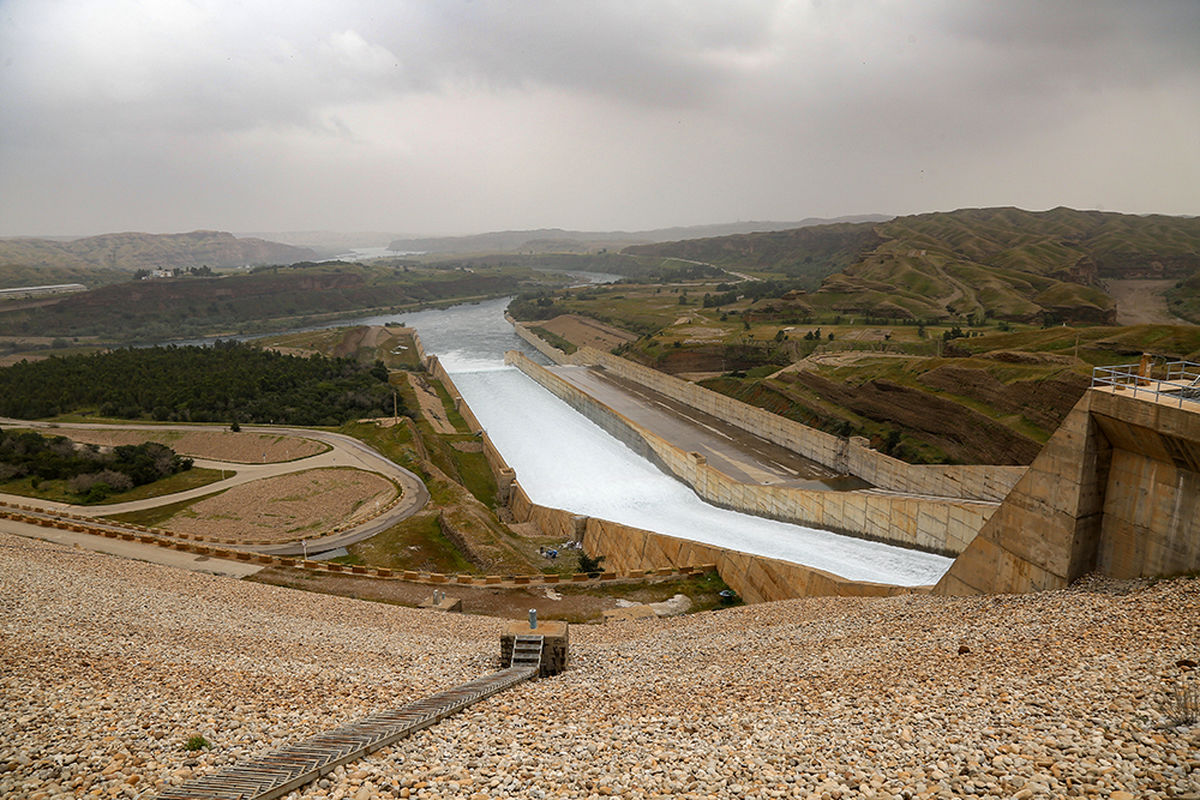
[1,532,1197,800]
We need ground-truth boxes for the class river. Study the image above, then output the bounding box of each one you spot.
[341,296,951,586]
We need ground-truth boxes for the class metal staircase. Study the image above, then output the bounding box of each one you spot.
[509,633,545,670]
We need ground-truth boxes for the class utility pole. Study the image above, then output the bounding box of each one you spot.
[393,391,398,424]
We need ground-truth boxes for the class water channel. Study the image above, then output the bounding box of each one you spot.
[342,296,952,586]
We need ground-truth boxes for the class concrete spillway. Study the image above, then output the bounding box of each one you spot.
[350,297,952,586]
[447,365,951,587]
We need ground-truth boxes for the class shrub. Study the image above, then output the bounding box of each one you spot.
[184,734,210,751]
[1161,681,1199,727]
[67,470,134,496]
[578,552,605,576]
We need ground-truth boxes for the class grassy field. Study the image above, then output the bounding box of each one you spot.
[258,325,425,371]
[344,512,476,574]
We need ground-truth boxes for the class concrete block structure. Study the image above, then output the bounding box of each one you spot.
[937,368,1200,595]
[500,620,568,677]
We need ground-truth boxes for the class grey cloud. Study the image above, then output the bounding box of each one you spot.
[0,0,1196,236]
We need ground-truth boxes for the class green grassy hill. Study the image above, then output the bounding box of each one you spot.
[623,207,1200,324]
[625,224,882,290]
[0,262,128,291]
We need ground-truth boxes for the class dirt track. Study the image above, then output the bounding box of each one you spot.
[1108,278,1189,325]
[407,372,458,434]
[0,419,429,552]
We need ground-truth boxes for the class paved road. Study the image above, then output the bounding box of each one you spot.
[0,419,429,554]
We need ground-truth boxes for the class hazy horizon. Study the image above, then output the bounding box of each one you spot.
[2,1,1197,238]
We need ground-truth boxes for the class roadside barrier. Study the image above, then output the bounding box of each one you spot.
[0,501,714,588]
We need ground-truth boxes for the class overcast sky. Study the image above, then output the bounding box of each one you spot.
[1,0,1197,238]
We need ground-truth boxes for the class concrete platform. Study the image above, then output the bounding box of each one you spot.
[501,620,568,676]
[419,594,463,612]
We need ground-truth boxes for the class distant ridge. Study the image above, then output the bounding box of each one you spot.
[0,230,315,273]
[387,215,892,254]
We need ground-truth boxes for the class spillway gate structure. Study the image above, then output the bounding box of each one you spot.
[158,634,548,800]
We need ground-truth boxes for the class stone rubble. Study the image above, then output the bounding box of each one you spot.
[1,531,1198,800]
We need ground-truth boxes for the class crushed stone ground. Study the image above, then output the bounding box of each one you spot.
[1,533,1198,799]
[39,429,326,464]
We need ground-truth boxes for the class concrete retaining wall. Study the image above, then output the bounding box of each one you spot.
[504,485,915,602]
[566,346,1024,502]
[422,347,516,502]
[409,327,428,365]
[508,351,992,556]
[508,316,573,364]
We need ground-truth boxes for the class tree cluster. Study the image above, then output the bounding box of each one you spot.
[0,341,399,426]
[507,292,562,321]
[0,428,193,502]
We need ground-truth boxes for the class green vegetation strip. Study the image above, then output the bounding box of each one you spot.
[1,467,225,506]
[529,326,578,354]
[0,341,398,425]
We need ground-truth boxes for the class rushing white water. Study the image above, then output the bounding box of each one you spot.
[392,297,952,586]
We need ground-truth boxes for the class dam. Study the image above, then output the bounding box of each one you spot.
[279,296,1198,597]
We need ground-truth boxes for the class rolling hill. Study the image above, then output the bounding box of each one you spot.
[625,207,1200,324]
[0,230,316,274]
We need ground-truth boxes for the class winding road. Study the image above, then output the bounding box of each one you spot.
[0,419,429,556]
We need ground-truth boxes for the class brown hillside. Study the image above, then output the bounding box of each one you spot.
[0,230,315,271]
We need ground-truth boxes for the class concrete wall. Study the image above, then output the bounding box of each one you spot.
[422,349,516,503]
[585,518,916,603]
[936,388,1200,595]
[508,351,992,556]
[505,484,915,602]
[1089,391,1200,579]
[566,346,1024,502]
[409,327,428,365]
[508,316,573,364]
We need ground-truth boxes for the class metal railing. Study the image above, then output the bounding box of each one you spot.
[1091,360,1200,408]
